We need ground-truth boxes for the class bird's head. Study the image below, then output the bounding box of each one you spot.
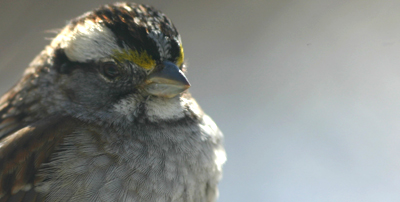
[35,3,195,123]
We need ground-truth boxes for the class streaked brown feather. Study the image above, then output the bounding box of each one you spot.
[0,76,38,140]
[0,188,44,202]
[0,115,81,200]
[0,37,58,201]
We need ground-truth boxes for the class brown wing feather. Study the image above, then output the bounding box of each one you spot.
[0,73,41,141]
[0,90,26,140]
[0,47,59,201]
[0,188,44,202]
[0,115,80,200]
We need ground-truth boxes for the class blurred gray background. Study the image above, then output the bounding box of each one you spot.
[1,0,400,201]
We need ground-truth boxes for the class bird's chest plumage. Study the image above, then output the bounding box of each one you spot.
[0,3,227,201]
[36,118,223,202]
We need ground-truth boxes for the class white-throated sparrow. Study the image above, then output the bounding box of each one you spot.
[0,2,226,202]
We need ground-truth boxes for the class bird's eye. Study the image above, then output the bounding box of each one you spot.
[101,62,120,78]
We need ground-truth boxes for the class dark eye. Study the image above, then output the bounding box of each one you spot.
[101,62,120,78]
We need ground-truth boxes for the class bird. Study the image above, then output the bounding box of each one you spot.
[0,2,226,202]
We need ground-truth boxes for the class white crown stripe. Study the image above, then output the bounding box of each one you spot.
[148,31,171,60]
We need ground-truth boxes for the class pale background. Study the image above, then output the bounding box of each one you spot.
[1,0,400,201]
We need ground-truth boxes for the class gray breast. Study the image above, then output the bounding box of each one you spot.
[35,114,225,202]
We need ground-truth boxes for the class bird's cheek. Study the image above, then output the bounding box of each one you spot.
[63,88,76,101]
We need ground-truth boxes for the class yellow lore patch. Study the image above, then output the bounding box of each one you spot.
[113,49,156,70]
[176,44,184,67]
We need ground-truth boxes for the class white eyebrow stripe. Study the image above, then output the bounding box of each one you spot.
[51,20,121,62]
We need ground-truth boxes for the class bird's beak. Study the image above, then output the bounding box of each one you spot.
[144,61,190,98]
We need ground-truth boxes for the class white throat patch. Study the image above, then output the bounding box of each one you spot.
[112,95,202,122]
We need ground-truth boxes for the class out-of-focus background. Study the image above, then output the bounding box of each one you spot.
[2,0,400,201]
